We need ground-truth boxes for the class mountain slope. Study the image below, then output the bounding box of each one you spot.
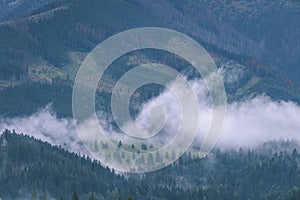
[0,0,300,118]
[1,0,299,81]
[1,130,300,199]
[0,0,54,22]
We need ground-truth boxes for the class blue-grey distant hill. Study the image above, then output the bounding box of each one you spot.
[0,0,299,117]
[0,0,54,22]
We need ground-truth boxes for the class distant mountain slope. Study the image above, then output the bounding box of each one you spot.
[0,0,54,22]
[1,130,300,199]
[0,0,264,77]
[0,0,157,81]
[0,0,299,117]
[1,0,299,81]
[178,0,300,85]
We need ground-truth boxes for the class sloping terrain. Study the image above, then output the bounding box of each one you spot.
[0,0,299,118]
[1,130,300,199]
[0,0,54,21]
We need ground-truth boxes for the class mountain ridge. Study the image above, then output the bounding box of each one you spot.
[0,0,299,116]
[1,130,300,199]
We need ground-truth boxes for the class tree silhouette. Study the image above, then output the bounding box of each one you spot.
[72,192,79,200]
[118,141,122,148]
[88,192,95,200]
[128,195,133,200]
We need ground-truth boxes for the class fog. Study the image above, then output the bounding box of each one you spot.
[0,105,84,153]
[1,75,300,152]
[134,77,300,149]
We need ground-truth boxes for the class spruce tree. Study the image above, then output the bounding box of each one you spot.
[72,192,79,200]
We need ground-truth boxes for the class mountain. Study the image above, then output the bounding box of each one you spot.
[1,130,300,199]
[1,1,300,199]
[0,0,300,118]
[0,0,54,22]
[169,0,300,83]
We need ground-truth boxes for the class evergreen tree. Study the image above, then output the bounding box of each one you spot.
[72,192,79,200]
[155,151,162,163]
[31,187,38,200]
[141,144,147,150]
[3,130,300,200]
[88,192,95,200]
[41,192,48,200]
[147,153,154,166]
[118,141,122,148]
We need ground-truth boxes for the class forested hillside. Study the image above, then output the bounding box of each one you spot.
[1,1,300,199]
[1,130,300,200]
[0,0,300,117]
[0,0,54,22]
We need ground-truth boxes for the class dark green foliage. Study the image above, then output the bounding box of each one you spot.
[88,192,95,200]
[0,0,156,77]
[0,82,72,118]
[0,130,120,199]
[0,24,32,80]
[56,196,63,200]
[0,0,299,106]
[40,192,48,200]
[1,130,300,199]
[0,81,112,118]
[72,192,79,200]
[141,143,147,150]
[118,141,122,148]
[0,1,300,199]
[0,0,55,22]
[127,196,133,200]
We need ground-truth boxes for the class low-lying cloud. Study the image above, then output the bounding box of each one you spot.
[220,96,300,148]
[1,80,300,153]
[0,106,84,153]
[134,78,300,149]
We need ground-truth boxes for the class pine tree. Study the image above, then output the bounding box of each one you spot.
[141,144,147,150]
[147,153,154,166]
[72,192,79,200]
[155,151,162,163]
[31,187,38,200]
[56,196,63,200]
[118,141,122,148]
[88,192,95,200]
[41,192,48,200]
